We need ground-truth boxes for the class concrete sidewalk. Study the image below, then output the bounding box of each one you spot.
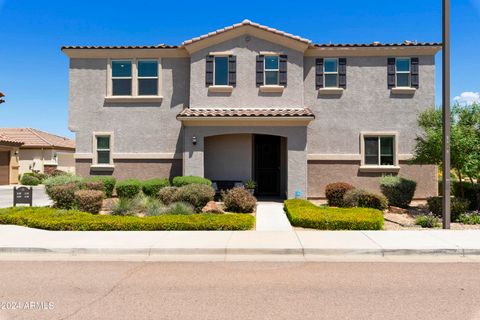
[255,202,293,231]
[1,225,480,260]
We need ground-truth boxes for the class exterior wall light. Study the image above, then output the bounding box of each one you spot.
[192,136,197,145]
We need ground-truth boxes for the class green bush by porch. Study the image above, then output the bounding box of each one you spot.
[284,199,384,230]
[0,207,255,231]
[172,176,212,187]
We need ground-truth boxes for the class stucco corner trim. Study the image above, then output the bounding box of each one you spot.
[104,96,163,103]
[90,164,115,171]
[208,85,234,93]
[259,85,284,93]
[359,165,401,173]
[391,87,417,95]
[318,87,344,95]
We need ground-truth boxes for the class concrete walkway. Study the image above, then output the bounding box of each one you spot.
[1,225,480,260]
[255,202,292,231]
[0,185,51,208]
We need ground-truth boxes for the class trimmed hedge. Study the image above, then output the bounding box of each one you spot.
[115,179,141,199]
[222,187,256,213]
[342,189,388,211]
[49,183,78,209]
[427,196,470,221]
[159,187,179,205]
[44,174,82,197]
[142,178,170,197]
[0,207,255,231]
[83,176,116,198]
[175,184,215,212]
[284,199,384,230]
[325,182,354,207]
[74,190,104,214]
[172,176,212,187]
[380,176,417,208]
[20,174,41,186]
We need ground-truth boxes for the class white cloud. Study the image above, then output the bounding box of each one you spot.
[454,92,480,105]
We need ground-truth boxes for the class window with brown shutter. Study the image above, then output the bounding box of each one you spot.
[206,55,214,86]
[315,58,324,89]
[256,55,264,87]
[279,55,288,86]
[411,57,419,88]
[339,58,347,89]
[228,55,236,87]
[387,58,396,89]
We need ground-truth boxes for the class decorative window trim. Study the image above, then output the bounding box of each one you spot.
[395,57,411,88]
[92,132,114,166]
[263,55,280,86]
[360,131,399,170]
[323,58,339,88]
[106,58,162,99]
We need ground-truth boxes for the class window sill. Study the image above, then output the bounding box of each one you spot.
[391,87,416,95]
[104,96,163,103]
[318,87,344,95]
[259,85,284,93]
[208,85,233,93]
[359,165,400,173]
[90,164,115,171]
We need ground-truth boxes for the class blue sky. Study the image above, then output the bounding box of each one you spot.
[0,0,479,138]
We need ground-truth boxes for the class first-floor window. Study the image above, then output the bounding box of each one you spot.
[112,60,132,95]
[364,136,394,166]
[96,136,111,164]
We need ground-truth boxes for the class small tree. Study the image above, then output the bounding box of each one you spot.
[0,92,4,104]
[411,104,480,197]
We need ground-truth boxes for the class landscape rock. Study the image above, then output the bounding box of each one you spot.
[389,206,409,214]
[202,201,224,214]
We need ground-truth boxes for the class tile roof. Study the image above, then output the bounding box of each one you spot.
[177,108,315,119]
[0,128,75,149]
[314,41,442,48]
[182,19,312,46]
[61,44,178,50]
[0,133,23,146]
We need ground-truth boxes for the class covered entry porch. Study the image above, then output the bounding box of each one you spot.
[177,108,314,199]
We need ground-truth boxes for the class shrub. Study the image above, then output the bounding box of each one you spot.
[380,175,417,208]
[74,190,104,214]
[44,168,67,176]
[159,187,179,205]
[0,207,255,231]
[427,196,470,221]
[111,198,135,216]
[325,182,354,207]
[115,179,141,199]
[44,174,82,197]
[166,202,195,215]
[222,187,257,213]
[342,189,388,210]
[284,199,384,230]
[49,183,78,209]
[20,174,41,186]
[175,184,215,212]
[452,182,480,210]
[415,215,440,228]
[141,178,170,197]
[79,179,104,191]
[144,198,165,216]
[457,213,480,225]
[172,176,212,187]
[82,176,116,197]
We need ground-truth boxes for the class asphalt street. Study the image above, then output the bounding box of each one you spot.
[0,261,479,320]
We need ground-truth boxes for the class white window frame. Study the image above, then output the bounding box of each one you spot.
[213,56,229,86]
[107,59,162,99]
[360,132,399,170]
[137,60,160,96]
[92,132,114,166]
[395,57,411,88]
[323,58,339,88]
[111,60,133,96]
[263,55,279,86]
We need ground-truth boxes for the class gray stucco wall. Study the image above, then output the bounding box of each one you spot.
[189,35,304,108]
[69,57,190,155]
[304,55,435,155]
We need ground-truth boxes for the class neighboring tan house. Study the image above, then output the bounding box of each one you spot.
[0,134,23,185]
[0,128,75,177]
[62,20,441,199]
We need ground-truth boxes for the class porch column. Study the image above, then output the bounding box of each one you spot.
[286,127,308,199]
[183,126,204,177]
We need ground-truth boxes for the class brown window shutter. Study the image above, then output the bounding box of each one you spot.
[206,55,214,86]
[411,57,419,88]
[315,58,324,89]
[338,58,347,89]
[228,55,236,87]
[387,58,396,89]
[279,55,288,86]
[256,55,264,87]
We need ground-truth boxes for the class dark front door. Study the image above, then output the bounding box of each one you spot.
[254,135,281,196]
[0,151,10,185]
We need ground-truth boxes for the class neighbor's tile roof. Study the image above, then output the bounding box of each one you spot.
[314,41,442,48]
[61,44,178,50]
[182,19,312,46]
[0,128,75,149]
[0,133,23,146]
[177,108,315,118]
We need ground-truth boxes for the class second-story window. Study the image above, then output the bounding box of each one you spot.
[395,58,411,87]
[324,58,339,88]
[112,61,132,96]
[138,60,158,95]
[214,56,229,86]
[264,56,279,85]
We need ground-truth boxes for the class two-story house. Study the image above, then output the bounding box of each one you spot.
[62,20,441,199]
